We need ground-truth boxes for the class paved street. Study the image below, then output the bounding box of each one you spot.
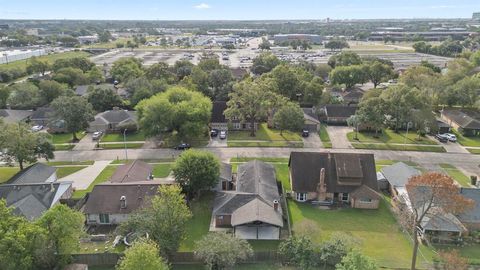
[52,146,480,177]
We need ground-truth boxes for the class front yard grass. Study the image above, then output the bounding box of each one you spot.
[439,164,472,187]
[100,132,146,142]
[48,132,86,144]
[161,131,210,148]
[55,166,87,178]
[99,143,144,149]
[319,124,332,148]
[45,160,94,166]
[152,163,172,178]
[351,142,446,152]
[467,148,480,154]
[228,123,302,142]
[288,199,435,268]
[347,129,437,145]
[72,165,117,199]
[453,130,480,147]
[230,157,289,163]
[53,144,75,151]
[179,192,214,251]
[0,167,20,183]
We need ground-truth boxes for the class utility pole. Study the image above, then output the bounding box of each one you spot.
[123,129,128,161]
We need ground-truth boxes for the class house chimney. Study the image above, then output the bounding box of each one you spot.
[120,195,127,209]
[273,200,279,211]
[50,182,55,192]
[316,168,327,201]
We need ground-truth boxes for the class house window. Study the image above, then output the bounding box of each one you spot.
[88,214,96,222]
[359,198,372,203]
[99,213,110,224]
[296,193,307,202]
[341,193,349,202]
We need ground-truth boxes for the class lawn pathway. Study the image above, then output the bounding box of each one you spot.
[58,160,112,190]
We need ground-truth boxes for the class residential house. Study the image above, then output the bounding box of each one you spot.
[30,107,54,126]
[0,182,73,220]
[379,162,421,197]
[110,160,153,183]
[7,163,57,185]
[321,104,358,125]
[230,67,249,80]
[87,108,137,133]
[303,107,320,132]
[84,182,160,225]
[436,120,451,134]
[75,83,128,98]
[216,163,234,191]
[458,188,480,231]
[0,109,33,124]
[210,101,257,131]
[211,160,284,239]
[341,88,365,105]
[288,152,380,209]
[441,109,480,136]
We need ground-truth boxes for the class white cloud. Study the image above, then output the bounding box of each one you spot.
[194,3,210,10]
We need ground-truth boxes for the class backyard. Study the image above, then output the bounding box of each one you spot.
[227,123,303,148]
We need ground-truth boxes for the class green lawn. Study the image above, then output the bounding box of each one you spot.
[179,192,214,251]
[288,199,435,268]
[99,143,144,149]
[351,143,446,152]
[55,166,87,178]
[72,165,117,199]
[435,244,480,265]
[453,130,480,147]
[228,141,303,148]
[152,163,172,178]
[347,129,437,145]
[319,124,332,148]
[0,51,91,72]
[228,123,302,142]
[439,164,472,187]
[100,132,146,142]
[0,167,20,183]
[230,157,289,163]
[110,158,175,165]
[53,144,75,151]
[161,131,210,148]
[45,161,94,166]
[48,132,86,144]
[467,148,480,154]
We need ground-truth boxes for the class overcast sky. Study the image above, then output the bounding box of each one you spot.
[0,0,479,20]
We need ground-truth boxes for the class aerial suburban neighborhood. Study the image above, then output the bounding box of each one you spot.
[1,1,480,270]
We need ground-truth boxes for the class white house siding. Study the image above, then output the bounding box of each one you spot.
[86,213,130,225]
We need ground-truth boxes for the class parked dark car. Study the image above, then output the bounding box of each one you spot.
[302,129,310,137]
[435,134,448,143]
[174,143,191,150]
[210,129,218,137]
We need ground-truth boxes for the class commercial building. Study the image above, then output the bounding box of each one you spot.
[0,49,46,65]
[274,34,322,45]
[473,12,480,20]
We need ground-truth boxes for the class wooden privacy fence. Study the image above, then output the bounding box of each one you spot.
[72,251,284,266]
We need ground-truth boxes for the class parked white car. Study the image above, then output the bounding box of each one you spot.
[92,131,103,141]
[31,125,43,132]
[219,130,227,140]
[443,133,457,142]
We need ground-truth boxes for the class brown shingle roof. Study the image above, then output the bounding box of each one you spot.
[83,183,159,214]
[110,160,153,183]
[442,110,480,130]
[325,105,358,118]
[288,152,378,194]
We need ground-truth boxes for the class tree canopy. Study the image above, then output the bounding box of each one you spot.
[51,95,95,141]
[116,239,169,270]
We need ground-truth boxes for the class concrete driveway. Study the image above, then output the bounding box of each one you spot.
[208,136,227,147]
[73,133,97,151]
[303,133,322,148]
[58,160,111,190]
[326,126,353,149]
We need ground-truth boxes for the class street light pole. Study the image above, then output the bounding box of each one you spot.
[404,121,412,150]
[123,129,128,161]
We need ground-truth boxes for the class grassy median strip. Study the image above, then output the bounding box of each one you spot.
[54,144,75,151]
[228,141,303,148]
[351,143,446,152]
[46,160,94,166]
[319,124,332,148]
[99,143,144,149]
[55,166,88,178]
[466,148,480,154]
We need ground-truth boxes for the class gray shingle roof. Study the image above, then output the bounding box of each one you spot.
[325,105,358,118]
[0,109,33,123]
[458,188,480,225]
[0,182,72,220]
[381,162,421,188]
[236,160,278,204]
[110,160,153,183]
[421,208,466,233]
[7,163,57,185]
[220,163,232,182]
[442,110,480,130]
[95,109,137,125]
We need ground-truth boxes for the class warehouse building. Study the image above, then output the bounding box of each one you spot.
[274,34,322,44]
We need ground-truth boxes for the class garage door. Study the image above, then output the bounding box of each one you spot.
[235,226,257,239]
[304,124,318,131]
[257,227,279,240]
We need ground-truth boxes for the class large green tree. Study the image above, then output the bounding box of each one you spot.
[251,53,281,75]
[328,51,361,68]
[172,150,220,199]
[36,204,84,268]
[0,123,54,170]
[136,86,212,139]
[26,56,50,76]
[110,57,144,83]
[195,232,253,270]
[278,236,318,269]
[329,65,367,89]
[116,239,169,270]
[273,102,304,134]
[38,80,71,104]
[335,250,379,270]
[355,97,386,137]
[6,82,40,109]
[51,96,94,141]
[363,61,395,88]
[120,185,192,257]
[87,86,123,112]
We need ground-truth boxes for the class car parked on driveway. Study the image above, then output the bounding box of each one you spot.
[210,129,218,137]
[219,130,227,140]
[174,143,191,150]
[443,133,457,142]
[435,134,449,143]
[31,125,43,132]
[302,129,309,137]
[92,131,103,141]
